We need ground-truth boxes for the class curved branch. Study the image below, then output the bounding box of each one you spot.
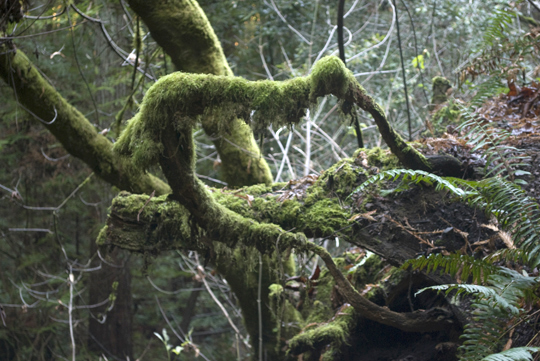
[0,45,169,195]
[307,243,455,332]
[116,56,460,178]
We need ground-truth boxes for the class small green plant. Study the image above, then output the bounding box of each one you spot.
[154,329,183,361]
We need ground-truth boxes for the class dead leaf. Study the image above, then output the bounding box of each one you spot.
[233,193,254,206]
[349,210,377,222]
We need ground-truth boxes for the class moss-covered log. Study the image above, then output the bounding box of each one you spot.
[0,45,169,195]
[104,175,421,267]
[126,0,273,186]
[103,190,457,334]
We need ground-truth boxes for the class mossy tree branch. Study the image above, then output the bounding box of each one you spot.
[0,45,170,195]
[126,0,273,186]
[117,56,462,178]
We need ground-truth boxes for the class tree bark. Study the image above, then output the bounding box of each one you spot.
[88,245,133,360]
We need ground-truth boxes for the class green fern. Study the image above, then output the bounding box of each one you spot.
[404,253,497,284]
[469,76,506,109]
[477,178,540,264]
[351,168,540,360]
[482,347,540,361]
[459,4,540,84]
[419,268,538,361]
[349,168,475,200]
[481,8,515,48]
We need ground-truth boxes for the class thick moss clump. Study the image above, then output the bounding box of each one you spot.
[430,100,462,135]
[353,147,400,171]
[309,56,356,100]
[114,73,311,172]
[288,305,357,360]
[431,76,452,109]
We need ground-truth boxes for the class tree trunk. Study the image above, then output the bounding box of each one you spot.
[88,245,133,360]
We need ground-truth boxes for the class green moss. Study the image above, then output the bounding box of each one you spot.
[213,174,353,239]
[96,225,108,246]
[429,99,462,137]
[128,0,275,187]
[309,56,355,100]
[432,76,451,88]
[305,300,332,325]
[115,53,434,188]
[353,147,400,170]
[300,199,350,237]
[431,76,452,106]
[288,305,357,358]
[115,72,312,172]
[128,0,233,76]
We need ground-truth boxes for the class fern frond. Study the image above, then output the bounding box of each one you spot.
[349,169,475,200]
[417,282,521,315]
[470,77,506,108]
[457,105,529,180]
[459,5,540,85]
[482,8,516,48]
[404,253,497,284]
[482,347,540,361]
[476,178,540,264]
[417,267,538,361]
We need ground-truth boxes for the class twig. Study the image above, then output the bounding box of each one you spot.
[267,0,311,44]
[257,254,263,361]
[66,6,100,125]
[70,4,155,81]
[270,127,295,182]
[68,266,76,361]
[0,305,6,326]
[385,215,434,247]
[528,0,540,13]
[155,296,212,361]
[194,255,249,348]
[400,0,429,105]
[393,0,413,141]
[259,40,274,80]
[338,0,364,148]
[21,172,94,211]
[137,190,155,222]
